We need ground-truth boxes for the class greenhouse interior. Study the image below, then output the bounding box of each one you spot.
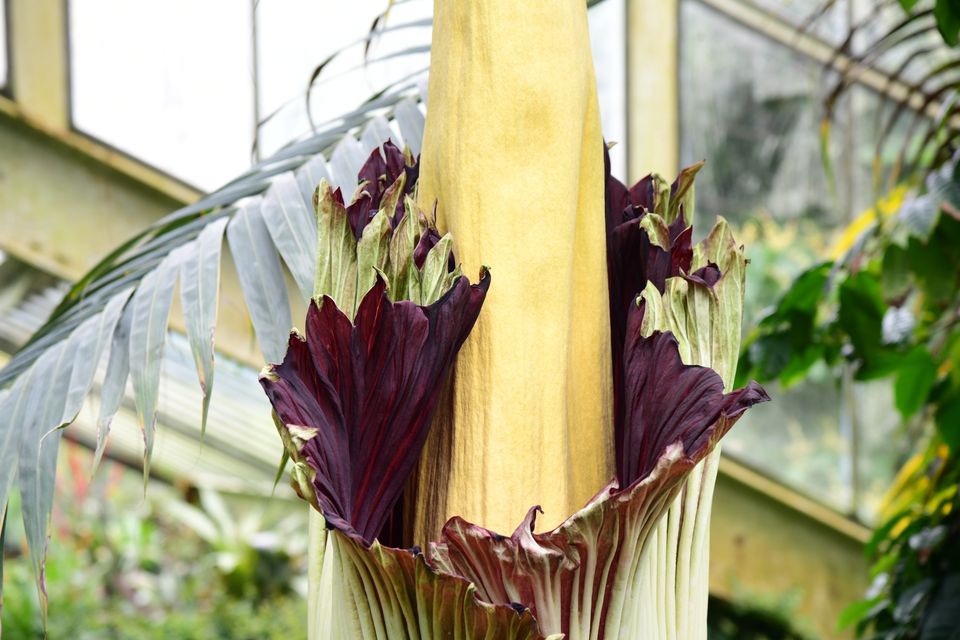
[0,0,958,638]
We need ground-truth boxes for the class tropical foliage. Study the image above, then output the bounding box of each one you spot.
[2,443,308,639]
[737,145,960,636]
[0,2,774,637]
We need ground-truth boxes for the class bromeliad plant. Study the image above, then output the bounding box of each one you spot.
[258,140,768,638]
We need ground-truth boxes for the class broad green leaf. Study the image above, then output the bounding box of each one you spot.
[419,234,455,305]
[881,244,912,301]
[179,217,229,436]
[95,299,134,469]
[920,574,960,637]
[838,271,894,378]
[387,200,425,302]
[314,180,358,309]
[892,578,932,623]
[261,173,319,300]
[894,346,938,420]
[226,203,293,364]
[128,249,182,480]
[354,210,392,315]
[935,392,960,451]
[935,0,960,46]
[759,262,831,326]
[837,596,881,631]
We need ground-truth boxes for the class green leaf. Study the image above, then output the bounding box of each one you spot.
[179,217,229,436]
[18,340,72,622]
[838,597,881,631]
[226,203,293,364]
[893,578,933,624]
[881,244,912,302]
[898,0,920,10]
[759,262,831,327]
[838,271,896,377]
[935,392,960,451]
[354,209,392,315]
[935,0,960,46]
[895,346,938,420]
[128,249,183,481]
[94,300,134,470]
[920,574,960,638]
[261,172,318,301]
[313,179,358,310]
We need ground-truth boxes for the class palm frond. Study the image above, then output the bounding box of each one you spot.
[0,0,609,617]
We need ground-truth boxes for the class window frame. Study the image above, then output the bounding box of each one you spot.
[0,0,13,98]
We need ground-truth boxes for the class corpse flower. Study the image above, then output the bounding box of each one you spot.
[258,139,768,638]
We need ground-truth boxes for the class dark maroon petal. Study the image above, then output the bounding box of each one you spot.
[345,142,421,236]
[260,273,490,544]
[604,150,703,475]
[413,228,442,269]
[382,139,407,184]
[358,145,388,189]
[685,262,722,288]
[346,192,375,238]
[618,302,769,485]
[603,145,631,234]
[628,175,657,214]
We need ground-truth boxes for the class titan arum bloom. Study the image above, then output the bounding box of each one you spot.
[259,137,767,637]
[258,1,769,637]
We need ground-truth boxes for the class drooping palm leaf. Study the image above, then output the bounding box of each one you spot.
[0,0,613,620]
[0,92,428,615]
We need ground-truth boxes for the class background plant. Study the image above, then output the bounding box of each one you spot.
[1,443,308,639]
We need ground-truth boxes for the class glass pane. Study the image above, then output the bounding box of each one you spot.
[590,0,627,180]
[0,0,7,89]
[750,0,851,44]
[69,1,255,191]
[256,0,432,158]
[854,379,902,523]
[257,0,628,164]
[724,369,852,512]
[681,0,855,512]
[681,0,847,234]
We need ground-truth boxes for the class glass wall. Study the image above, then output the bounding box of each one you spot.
[68,1,626,191]
[680,0,906,518]
[69,1,255,190]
